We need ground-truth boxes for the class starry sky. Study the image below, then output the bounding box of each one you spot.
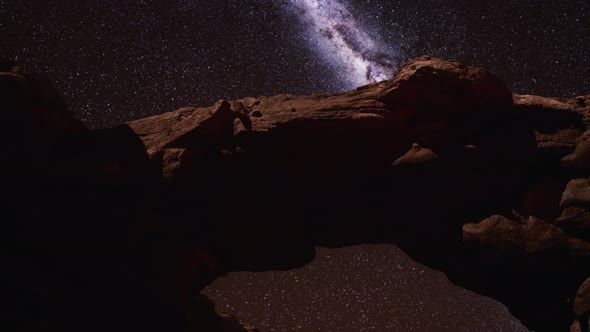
[2,0,589,128]
[3,1,587,330]
[204,245,529,332]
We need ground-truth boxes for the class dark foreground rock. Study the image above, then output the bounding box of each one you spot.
[3,56,590,331]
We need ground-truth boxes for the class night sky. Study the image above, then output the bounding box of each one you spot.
[204,245,529,332]
[2,0,589,128]
[4,1,588,330]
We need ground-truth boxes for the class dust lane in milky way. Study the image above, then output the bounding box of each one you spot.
[287,0,398,89]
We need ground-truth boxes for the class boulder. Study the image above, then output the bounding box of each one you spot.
[463,215,590,257]
[563,131,590,171]
[0,58,86,165]
[392,143,439,168]
[575,277,590,318]
[557,207,590,241]
[562,178,590,209]
[378,55,512,118]
[573,277,590,332]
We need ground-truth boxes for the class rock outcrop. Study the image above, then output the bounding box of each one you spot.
[0,59,86,164]
[463,215,590,256]
[463,91,590,332]
[573,277,590,331]
[3,56,590,332]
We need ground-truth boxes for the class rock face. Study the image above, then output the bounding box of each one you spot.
[3,55,590,332]
[576,277,590,318]
[124,55,536,272]
[0,59,86,168]
[463,91,590,331]
[572,277,590,332]
[463,215,590,256]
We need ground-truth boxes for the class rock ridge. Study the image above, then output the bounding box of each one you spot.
[3,55,590,332]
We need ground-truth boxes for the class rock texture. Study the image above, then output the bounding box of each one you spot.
[3,55,590,332]
[572,277,590,332]
[464,91,590,332]
[463,215,590,256]
[0,59,86,166]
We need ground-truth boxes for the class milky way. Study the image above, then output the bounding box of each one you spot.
[3,1,588,128]
[287,0,398,89]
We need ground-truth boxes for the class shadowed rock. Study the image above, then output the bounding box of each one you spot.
[557,207,590,242]
[574,277,590,332]
[463,215,590,256]
[562,178,590,209]
[4,56,590,332]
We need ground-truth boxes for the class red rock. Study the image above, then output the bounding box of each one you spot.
[513,94,586,161]
[128,99,239,151]
[7,55,590,332]
[463,215,590,256]
[561,178,590,209]
[392,143,439,168]
[557,207,590,241]
[378,55,512,117]
[0,58,86,164]
[576,277,590,317]
[573,277,590,332]
[563,130,590,170]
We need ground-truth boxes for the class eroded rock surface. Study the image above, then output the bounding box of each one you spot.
[4,56,590,332]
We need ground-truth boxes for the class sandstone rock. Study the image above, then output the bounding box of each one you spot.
[557,207,590,241]
[392,143,439,168]
[0,58,86,164]
[128,99,239,151]
[6,55,589,332]
[113,58,541,320]
[128,99,246,182]
[563,130,590,170]
[378,55,512,118]
[230,97,257,113]
[535,128,583,158]
[463,215,590,257]
[514,94,586,161]
[149,148,187,180]
[574,95,590,126]
[247,60,513,169]
[575,277,590,318]
[514,94,586,114]
[562,178,590,209]
[573,277,590,332]
[124,57,532,225]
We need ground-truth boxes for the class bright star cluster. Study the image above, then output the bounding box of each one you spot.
[287,0,398,89]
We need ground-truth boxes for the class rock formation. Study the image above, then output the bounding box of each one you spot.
[3,55,590,332]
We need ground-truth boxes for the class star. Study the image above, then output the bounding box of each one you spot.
[286,0,398,89]
[2,1,588,128]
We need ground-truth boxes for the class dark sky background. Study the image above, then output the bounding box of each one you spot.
[2,0,589,128]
